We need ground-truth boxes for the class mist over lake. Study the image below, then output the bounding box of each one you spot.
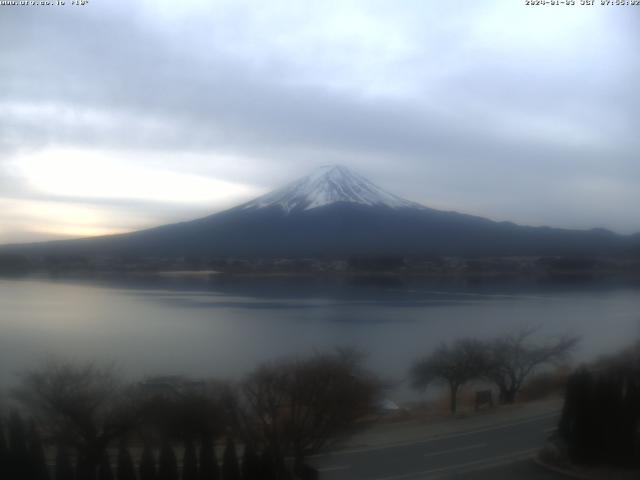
[2,275,639,399]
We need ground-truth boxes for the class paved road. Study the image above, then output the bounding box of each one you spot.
[310,412,563,480]
[449,458,566,479]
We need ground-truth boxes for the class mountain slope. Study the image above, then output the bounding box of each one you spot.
[1,165,636,258]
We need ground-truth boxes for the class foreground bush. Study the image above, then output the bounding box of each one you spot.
[1,351,373,479]
[234,349,381,475]
[559,365,640,467]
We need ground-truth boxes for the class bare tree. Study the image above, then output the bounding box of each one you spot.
[485,327,578,404]
[134,377,227,441]
[234,349,381,476]
[411,339,488,414]
[13,360,139,477]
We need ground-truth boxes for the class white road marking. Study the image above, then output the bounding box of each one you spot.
[423,443,486,458]
[317,465,351,472]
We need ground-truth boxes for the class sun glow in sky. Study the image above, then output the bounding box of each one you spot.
[14,149,259,205]
[1,0,639,244]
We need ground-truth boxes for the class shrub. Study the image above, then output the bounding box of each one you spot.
[559,366,640,467]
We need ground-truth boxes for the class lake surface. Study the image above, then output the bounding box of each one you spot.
[1,274,639,399]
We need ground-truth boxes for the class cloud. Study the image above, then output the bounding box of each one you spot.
[0,0,639,240]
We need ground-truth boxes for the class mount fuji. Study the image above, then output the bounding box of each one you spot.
[240,165,421,213]
[1,165,635,258]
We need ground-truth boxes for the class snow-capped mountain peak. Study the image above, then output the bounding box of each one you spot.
[241,165,422,213]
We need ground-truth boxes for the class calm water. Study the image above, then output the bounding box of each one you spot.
[1,274,639,398]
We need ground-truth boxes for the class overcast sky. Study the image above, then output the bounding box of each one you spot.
[1,0,638,243]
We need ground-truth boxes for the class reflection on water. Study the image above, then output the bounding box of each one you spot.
[1,274,639,399]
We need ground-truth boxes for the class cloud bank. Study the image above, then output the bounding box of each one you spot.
[1,0,638,243]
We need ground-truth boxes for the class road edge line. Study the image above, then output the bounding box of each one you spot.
[534,456,594,480]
